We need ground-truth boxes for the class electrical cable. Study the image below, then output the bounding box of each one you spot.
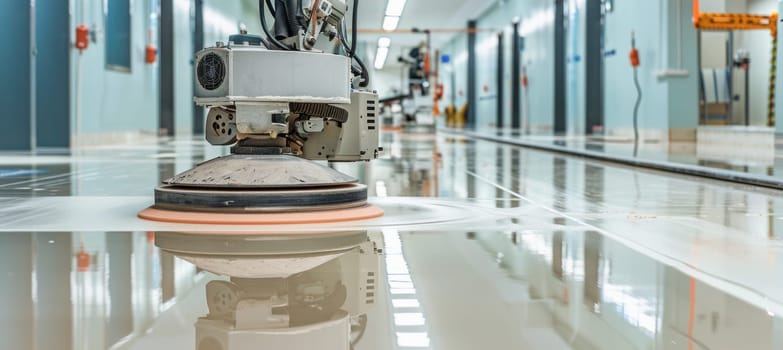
[350,0,358,57]
[339,15,369,87]
[266,0,275,17]
[259,0,291,50]
[338,24,366,86]
[346,1,369,87]
[297,0,306,27]
[76,52,83,139]
[338,20,351,54]
[630,32,642,157]
[354,59,369,87]
[342,42,369,86]
[633,67,642,157]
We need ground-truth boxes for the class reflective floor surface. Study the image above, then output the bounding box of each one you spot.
[2,129,783,349]
[456,128,783,180]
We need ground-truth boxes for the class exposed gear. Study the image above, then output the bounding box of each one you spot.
[290,103,349,123]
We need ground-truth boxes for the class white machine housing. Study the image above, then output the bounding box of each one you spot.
[194,43,380,161]
[194,46,351,104]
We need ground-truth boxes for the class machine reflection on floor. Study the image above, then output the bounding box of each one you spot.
[155,230,379,349]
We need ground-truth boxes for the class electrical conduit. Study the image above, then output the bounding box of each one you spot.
[630,32,642,156]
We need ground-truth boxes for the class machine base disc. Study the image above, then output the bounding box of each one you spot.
[153,154,371,213]
[138,204,384,225]
[147,154,380,220]
[162,154,358,189]
[154,183,369,213]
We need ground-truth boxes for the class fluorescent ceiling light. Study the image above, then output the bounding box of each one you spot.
[387,274,411,282]
[382,16,400,31]
[394,313,426,326]
[389,281,414,289]
[396,332,431,348]
[385,0,407,16]
[392,299,421,308]
[390,287,416,294]
[378,37,392,48]
[374,47,390,70]
[385,255,408,274]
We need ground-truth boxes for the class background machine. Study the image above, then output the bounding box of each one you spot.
[143,0,382,219]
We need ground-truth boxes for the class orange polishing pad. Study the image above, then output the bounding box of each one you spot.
[138,205,384,225]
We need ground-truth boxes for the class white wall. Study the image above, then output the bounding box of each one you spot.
[439,0,556,131]
[173,0,193,136]
[475,31,499,128]
[740,0,776,126]
[565,0,585,135]
[440,0,708,138]
[69,0,263,142]
[70,0,159,139]
[373,68,407,99]
[603,0,669,134]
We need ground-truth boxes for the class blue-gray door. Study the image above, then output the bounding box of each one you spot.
[36,0,71,148]
[0,1,32,150]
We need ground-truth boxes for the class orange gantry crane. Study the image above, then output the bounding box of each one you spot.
[692,0,778,126]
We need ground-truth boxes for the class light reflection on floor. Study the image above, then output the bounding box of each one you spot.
[457,128,783,177]
[1,130,783,349]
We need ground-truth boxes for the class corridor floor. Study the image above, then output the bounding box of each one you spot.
[1,130,782,349]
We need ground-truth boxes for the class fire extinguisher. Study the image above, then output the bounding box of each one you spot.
[145,44,157,64]
[145,28,157,64]
[75,24,89,52]
[629,32,640,68]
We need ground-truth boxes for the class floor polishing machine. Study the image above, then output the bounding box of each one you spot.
[139,0,383,224]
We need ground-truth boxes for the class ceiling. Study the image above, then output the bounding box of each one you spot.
[350,0,497,68]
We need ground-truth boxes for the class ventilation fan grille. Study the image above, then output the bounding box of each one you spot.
[197,53,226,91]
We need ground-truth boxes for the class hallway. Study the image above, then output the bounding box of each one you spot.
[2,129,782,349]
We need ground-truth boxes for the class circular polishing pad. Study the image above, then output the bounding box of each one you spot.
[154,183,368,213]
[138,204,384,225]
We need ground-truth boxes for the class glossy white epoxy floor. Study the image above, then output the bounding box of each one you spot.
[1,130,782,349]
